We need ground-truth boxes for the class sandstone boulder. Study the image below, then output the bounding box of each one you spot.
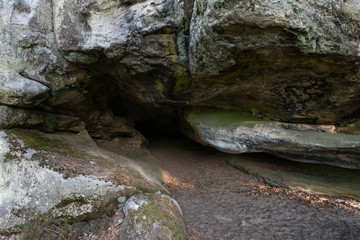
[184,108,360,169]
[0,129,171,234]
[120,193,187,240]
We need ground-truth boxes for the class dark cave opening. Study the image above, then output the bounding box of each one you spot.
[134,119,185,141]
[108,93,184,141]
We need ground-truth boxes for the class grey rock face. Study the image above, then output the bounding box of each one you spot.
[0,129,166,233]
[0,0,95,133]
[53,0,190,110]
[0,105,85,133]
[0,0,359,166]
[0,0,358,127]
[189,0,360,124]
[0,1,358,165]
[0,71,49,106]
[190,0,360,74]
[0,0,77,88]
[54,0,178,60]
[0,106,47,129]
[0,130,123,231]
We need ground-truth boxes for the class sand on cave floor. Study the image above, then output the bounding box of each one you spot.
[147,135,360,240]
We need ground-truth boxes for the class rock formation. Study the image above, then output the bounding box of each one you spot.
[184,108,360,168]
[0,0,359,237]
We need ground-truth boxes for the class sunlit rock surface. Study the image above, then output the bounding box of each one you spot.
[0,129,168,233]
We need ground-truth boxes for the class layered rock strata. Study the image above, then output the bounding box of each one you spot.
[184,108,360,169]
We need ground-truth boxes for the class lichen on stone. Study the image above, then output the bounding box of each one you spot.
[120,193,187,240]
[0,131,123,232]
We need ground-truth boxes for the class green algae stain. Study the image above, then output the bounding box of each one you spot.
[154,79,164,92]
[172,66,191,97]
[186,108,270,130]
[161,34,177,57]
[9,129,77,155]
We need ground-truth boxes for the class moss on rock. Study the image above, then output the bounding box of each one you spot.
[172,66,191,97]
[0,129,168,234]
[120,193,187,240]
[10,128,78,155]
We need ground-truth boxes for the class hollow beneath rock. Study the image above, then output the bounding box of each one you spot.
[145,132,360,239]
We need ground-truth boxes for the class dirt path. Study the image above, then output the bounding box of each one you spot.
[148,135,360,240]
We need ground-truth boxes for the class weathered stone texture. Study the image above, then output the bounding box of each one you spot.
[0,129,166,233]
[120,193,187,240]
[1,0,360,235]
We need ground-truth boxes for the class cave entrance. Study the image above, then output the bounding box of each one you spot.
[108,91,185,144]
[135,119,185,143]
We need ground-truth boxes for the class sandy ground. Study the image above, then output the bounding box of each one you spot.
[148,135,360,240]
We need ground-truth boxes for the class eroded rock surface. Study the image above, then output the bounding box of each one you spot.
[0,129,170,234]
[184,108,360,168]
[189,0,360,124]
[0,0,359,152]
[53,0,191,112]
[0,0,360,237]
[120,193,187,240]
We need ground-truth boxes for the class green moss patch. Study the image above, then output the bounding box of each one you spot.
[136,197,184,238]
[8,129,164,193]
[172,66,191,97]
[9,128,81,156]
[186,107,270,130]
[227,154,360,199]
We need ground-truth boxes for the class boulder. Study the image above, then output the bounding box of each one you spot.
[1,0,359,135]
[183,108,360,169]
[0,0,83,90]
[0,129,167,234]
[120,193,187,240]
[0,0,97,133]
